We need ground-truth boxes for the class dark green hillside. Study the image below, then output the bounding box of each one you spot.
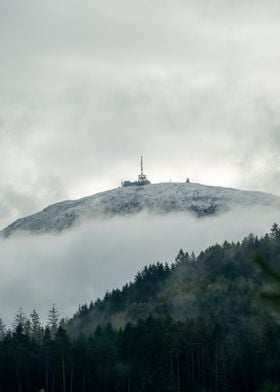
[1,225,280,391]
[68,226,280,336]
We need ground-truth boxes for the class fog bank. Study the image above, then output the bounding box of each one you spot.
[0,206,279,325]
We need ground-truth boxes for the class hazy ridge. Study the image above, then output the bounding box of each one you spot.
[2,182,280,236]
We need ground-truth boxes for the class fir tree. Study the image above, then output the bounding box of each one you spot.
[23,318,32,337]
[47,304,60,336]
[30,309,42,341]
[270,223,280,239]
[13,307,26,331]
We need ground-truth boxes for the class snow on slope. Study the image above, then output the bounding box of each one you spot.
[1,182,280,236]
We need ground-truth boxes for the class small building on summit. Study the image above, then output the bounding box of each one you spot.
[121,156,151,187]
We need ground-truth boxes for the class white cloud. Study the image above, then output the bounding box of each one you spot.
[0,206,278,325]
[1,0,280,226]
[0,0,280,325]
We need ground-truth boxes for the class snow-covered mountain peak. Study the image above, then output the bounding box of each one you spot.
[1,182,280,236]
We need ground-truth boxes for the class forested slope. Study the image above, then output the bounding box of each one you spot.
[68,224,280,335]
[1,225,280,391]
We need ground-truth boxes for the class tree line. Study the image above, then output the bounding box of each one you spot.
[1,314,280,392]
[1,224,280,391]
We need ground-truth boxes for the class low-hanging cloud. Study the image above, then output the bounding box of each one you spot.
[1,0,280,326]
[1,0,280,226]
[0,205,279,326]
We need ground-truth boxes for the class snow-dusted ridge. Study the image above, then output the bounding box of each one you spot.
[1,182,280,236]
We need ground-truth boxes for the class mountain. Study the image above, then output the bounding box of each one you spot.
[2,182,280,236]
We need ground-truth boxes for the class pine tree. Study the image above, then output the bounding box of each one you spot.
[55,327,70,392]
[23,318,32,337]
[175,249,185,264]
[13,308,26,331]
[270,223,280,239]
[43,327,52,392]
[30,309,42,341]
[47,304,59,336]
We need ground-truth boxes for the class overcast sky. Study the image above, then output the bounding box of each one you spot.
[1,0,280,228]
[2,0,280,325]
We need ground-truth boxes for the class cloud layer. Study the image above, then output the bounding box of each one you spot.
[0,206,279,325]
[1,1,280,327]
[1,0,280,227]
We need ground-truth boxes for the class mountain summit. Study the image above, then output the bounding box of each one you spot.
[1,182,280,236]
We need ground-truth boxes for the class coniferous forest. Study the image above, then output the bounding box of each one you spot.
[1,225,280,392]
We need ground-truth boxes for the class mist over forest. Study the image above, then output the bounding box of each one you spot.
[1,221,280,391]
[2,0,280,390]
[0,205,278,325]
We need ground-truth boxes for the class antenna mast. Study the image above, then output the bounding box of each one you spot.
[122,155,151,186]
